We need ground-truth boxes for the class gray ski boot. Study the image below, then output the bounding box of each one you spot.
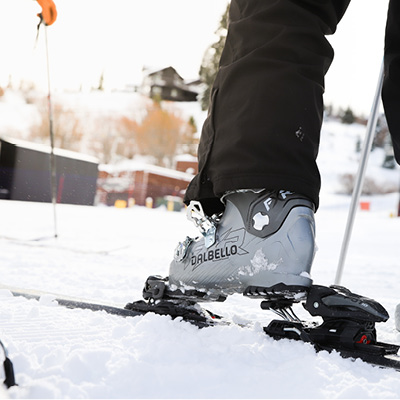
[144,190,316,305]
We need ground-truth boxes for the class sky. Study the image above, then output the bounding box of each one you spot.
[324,0,389,116]
[0,0,229,91]
[0,0,390,116]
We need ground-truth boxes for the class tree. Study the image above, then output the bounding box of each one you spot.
[97,72,105,91]
[182,116,198,156]
[116,115,140,160]
[134,101,196,167]
[30,98,83,152]
[198,3,229,111]
[86,115,136,164]
[341,107,355,124]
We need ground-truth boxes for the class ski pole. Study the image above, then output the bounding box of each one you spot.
[44,23,58,239]
[0,340,16,388]
[334,60,384,285]
[36,1,58,239]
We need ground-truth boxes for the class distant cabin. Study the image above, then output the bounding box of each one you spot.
[96,161,194,208]
[142,67,200,102]
[175,154,198,175]
[0,137,99,206]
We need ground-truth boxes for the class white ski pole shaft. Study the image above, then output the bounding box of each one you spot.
[44,24,58,239]
[334,60,384,285]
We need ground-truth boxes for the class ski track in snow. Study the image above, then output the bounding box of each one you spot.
[1,120,400,398]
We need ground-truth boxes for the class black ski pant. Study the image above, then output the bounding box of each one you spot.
[184,0,400,215]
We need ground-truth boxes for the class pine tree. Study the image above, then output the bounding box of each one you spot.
[198,3,229,111]
[181,116,198,156]
[97,72,104,91]
[341,107,355,124]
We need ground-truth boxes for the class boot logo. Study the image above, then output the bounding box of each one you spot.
[253,212,270,231]
[253,198,272,231]
[190,228,248,270]
[252,191,294,231]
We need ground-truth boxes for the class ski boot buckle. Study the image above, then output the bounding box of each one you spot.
[186,201,218,248]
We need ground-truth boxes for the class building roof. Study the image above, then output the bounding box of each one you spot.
[0,136,99,164]
[99,160,194,181]
[146,66,184,81]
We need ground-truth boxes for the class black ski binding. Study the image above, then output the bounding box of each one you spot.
[303,284,389,322]
[141,275,226,303]
[263,285,400,370]
[125,275,222,328]
[129,277,400,370]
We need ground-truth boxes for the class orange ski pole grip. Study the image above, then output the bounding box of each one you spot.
[36,0,57,26]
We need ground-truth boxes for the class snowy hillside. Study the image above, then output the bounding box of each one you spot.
[0,89,207,144]
[1,92,400,398]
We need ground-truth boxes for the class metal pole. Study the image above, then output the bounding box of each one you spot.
[334,60,384,285]
[44,24,58,239]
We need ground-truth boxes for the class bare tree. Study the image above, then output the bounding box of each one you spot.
[30,98,83,152]
[134,101,195,167]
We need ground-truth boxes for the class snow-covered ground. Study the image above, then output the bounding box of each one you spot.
[1,118,400,398]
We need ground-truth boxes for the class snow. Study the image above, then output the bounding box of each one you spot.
[1,117,400,398]
[248,249,279,273]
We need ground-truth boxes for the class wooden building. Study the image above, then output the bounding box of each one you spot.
[175,154,198,175]
[142,67,199,102]
[96,161,194,208]
[0,137,99,206]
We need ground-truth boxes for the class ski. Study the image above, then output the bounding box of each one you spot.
[0,284,220,328]
[2,284,144,318]
[2,283,400,372]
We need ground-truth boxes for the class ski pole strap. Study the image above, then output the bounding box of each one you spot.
[0,340,16,389]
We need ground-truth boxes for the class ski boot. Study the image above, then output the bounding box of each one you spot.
[396,304,400,332]
[131,189,316,314]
